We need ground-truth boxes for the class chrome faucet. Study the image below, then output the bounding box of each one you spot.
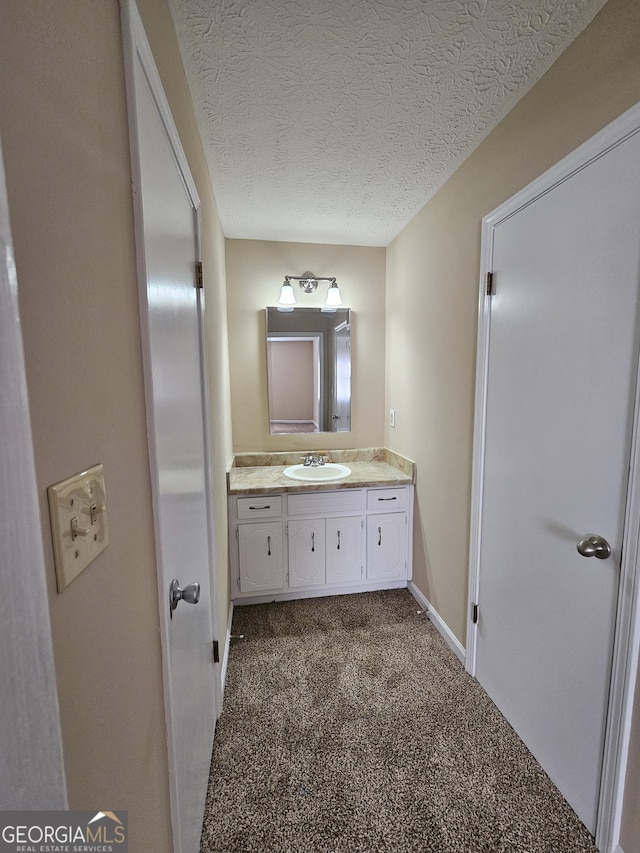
[301,454,327,467]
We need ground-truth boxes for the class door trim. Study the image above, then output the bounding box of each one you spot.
[120,1,220,847]
[467,100,640,853]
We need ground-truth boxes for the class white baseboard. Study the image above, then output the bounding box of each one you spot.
[233,579,407,606]
[220,601,234,699]
[407,582,466,665]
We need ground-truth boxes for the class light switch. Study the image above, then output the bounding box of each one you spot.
[47,464,109,592]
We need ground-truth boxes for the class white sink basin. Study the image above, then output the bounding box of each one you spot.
[283,463,351,482]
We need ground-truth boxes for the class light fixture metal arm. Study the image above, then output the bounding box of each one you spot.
[279,270,342,306]
[284,275,337,284]
[284,272,337,294]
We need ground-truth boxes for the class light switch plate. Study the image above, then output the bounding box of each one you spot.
[47,464,109,592]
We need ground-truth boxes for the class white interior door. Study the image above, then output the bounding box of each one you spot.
[0,136,67,809]
[122,5,217,851]
[475,127,640,832]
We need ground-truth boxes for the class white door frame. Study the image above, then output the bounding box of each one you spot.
[0,136,67,808]
[332,320,351,431]
[196,258,222,718]
[120,1,221,846]
[466,101,640,853]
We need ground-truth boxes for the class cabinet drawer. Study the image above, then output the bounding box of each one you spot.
[366,487,408,511]
[236,495,282,519]
[287,489,363,516]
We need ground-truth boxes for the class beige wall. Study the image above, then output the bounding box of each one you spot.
[385,0,640,846]
[0,2,171,848]
[0,0,231,848]
[226,239,386,452]
[386,0,640,642]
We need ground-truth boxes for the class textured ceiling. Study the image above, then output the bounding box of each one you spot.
[168,0,607,246]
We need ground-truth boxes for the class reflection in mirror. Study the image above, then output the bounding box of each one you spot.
[266,307,351,434]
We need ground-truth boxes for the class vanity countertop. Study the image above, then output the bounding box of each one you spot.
[227,448,415,495]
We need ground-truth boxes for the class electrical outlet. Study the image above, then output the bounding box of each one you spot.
[48,464,109,592]
[389,409,396,428]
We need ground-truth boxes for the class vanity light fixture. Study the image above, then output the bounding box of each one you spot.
[278,271,343,308]
[278,279,296,306]
[325,280,342,307]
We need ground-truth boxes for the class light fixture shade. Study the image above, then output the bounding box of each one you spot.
[278,281,296,305]
[325,281,342,306]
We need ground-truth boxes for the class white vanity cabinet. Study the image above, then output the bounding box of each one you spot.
[365,488,409,580]
[288,515,363,587]
[236,496,284,594]
[229,484,413,602]
[366,513,407,579]
[325,516,363,584]
[288,519,326,587]
[238,522,283,592]
[287,489,363,588]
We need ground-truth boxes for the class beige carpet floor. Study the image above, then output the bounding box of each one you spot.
[200,589,598,853]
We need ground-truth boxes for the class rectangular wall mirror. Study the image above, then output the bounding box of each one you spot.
[266,307,351,434]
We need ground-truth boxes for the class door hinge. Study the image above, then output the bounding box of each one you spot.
[212,640,220,664]
[195,260,203,289]
[472,603,479,624]
[486,271,494,296]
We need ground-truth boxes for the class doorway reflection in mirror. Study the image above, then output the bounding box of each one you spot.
[266,307,351,434]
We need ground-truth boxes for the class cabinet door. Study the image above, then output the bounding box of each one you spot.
[288,519,325,587]
[238,522,284,593]
[366,513,407,579]
[326,516,362,584]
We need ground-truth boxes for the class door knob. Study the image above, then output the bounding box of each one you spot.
[577,534,611,560]
[169,578,201,615]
